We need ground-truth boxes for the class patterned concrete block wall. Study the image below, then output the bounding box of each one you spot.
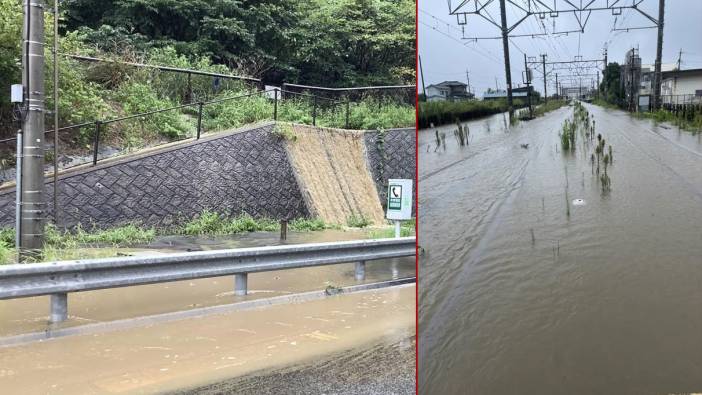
[364,128,416,214]
[0,123,309,229]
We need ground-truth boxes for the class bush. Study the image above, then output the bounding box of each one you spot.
[289,217,327,231]
[178,211,279,235]
[347,214,371,228]
[113,82,194,139]
[419,99,529,128]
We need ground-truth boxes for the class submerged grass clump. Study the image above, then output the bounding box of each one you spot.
[454,120,469,146]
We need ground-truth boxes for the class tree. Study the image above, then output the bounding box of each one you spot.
[599,62,625,107]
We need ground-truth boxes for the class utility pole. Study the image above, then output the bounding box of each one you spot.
[555,73,558,100]
[465,69,471,95]
[596,71,600,100]
[495,77,499,91]
[603,48,608,99]
[20,0,46,258]
[629,48,636,112]
[52,0,59,227]
[418,54,426,98]
[676,48,682,70]
[541,54,547,104]
[652,0,665,110]
[523,53,533,118]
[498,0,514,118]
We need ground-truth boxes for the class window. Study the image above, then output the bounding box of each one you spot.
[696,90,702,97]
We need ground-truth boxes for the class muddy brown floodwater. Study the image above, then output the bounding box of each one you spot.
[0,285,415,394]
[419,104,702,394]
[0,229,413,337]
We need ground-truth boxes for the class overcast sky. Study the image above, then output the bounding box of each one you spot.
[418,0,702,97]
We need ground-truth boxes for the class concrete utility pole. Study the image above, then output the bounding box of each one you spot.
[498,0,514,118]
[603,49,608,99]
[652,0,665,110]
[555,73,558,99]
[465,69,471,95]
[19,0,46,258]
[523,53,533,118]
[596,71,600,99]
[541,54,547,104]
[52,0,59,227]
[418,54,426,98]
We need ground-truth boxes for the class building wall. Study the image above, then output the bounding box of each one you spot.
[426,86,447,101]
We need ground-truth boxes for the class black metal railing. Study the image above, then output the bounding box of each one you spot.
[0,87,374,171]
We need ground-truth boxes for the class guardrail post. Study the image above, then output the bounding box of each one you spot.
[280,219,287,241]
[50,293,68,323]
[196,102,203,139]
[234,273,248,296]
[312,95,317,126]
[345,99,350,129]
[274,89,278,121]
[355,261,366,281]
[92,121,101,166]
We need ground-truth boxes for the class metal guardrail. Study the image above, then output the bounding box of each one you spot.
[0,237,416,323]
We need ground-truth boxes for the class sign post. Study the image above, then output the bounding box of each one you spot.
[386,179,413,238]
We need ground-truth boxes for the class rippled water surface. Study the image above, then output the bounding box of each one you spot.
[419,104,702,394]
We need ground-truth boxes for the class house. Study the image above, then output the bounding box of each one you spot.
[660,68,702,105]
[426,81,474,101]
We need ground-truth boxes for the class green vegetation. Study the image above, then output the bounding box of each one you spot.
[419,99,528,128]
[367,219,415,239]
[596,62,701,133]
[272,123,298,142]
[0,211,418,264]
[0,0,415,151]
[0,223,155,264]
[346,214,372,228]
[532,100,568,118]
[633,108,702,133]
[176,211,279,236]
[289,218,329,232]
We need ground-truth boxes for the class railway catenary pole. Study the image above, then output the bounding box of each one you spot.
[498,0,514,119]
[19,0,46,259]
[541,54,547,104]
[418,54,426,98]
[448,0,663,108]
[652,0,665,110]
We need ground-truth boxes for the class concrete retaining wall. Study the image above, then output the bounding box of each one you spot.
[0,123,416,229]
[364,128,416,213]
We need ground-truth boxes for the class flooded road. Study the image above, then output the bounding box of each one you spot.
[0,229,413,337]
[0,285,415,394]
[418,104,702,394]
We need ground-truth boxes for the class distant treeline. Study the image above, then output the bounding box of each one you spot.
[418,99,530,128]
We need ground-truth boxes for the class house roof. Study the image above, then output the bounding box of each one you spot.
[661,68,702,79]
[427,80,468,89]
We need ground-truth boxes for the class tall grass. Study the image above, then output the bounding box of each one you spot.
[418,98,530,128]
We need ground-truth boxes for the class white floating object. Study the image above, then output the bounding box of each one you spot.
[572,198,586,206]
